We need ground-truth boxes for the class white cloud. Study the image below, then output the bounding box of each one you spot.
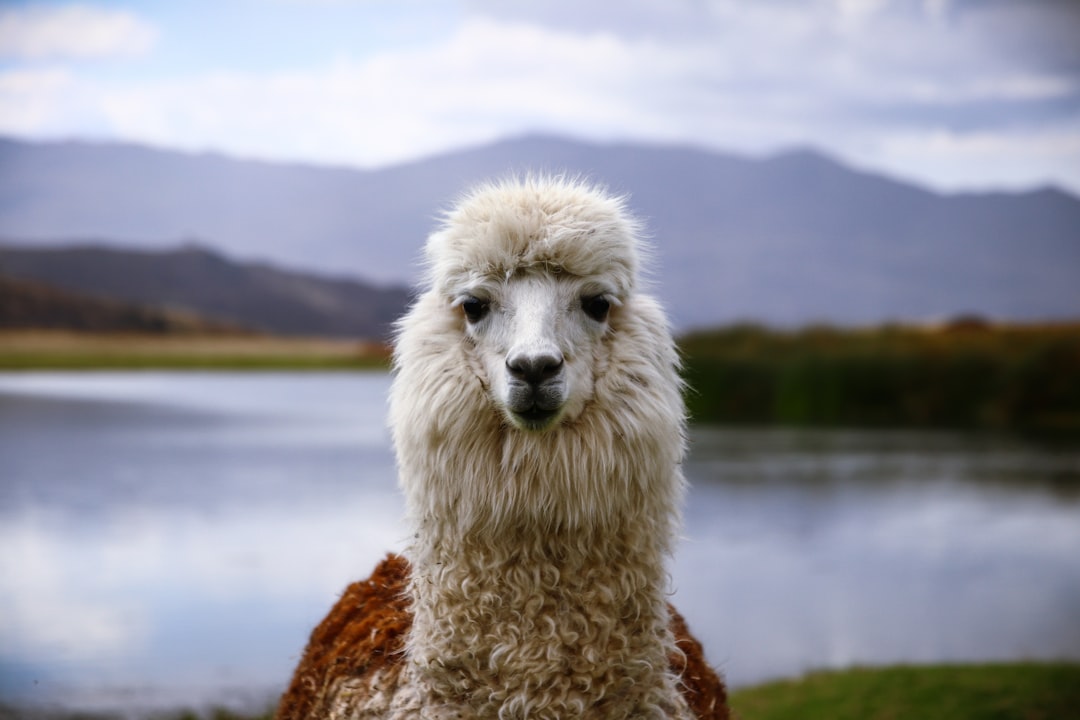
[52,18,685,166]
[0,67,75,134]
[0,4,157,61]
[890,74,1077,105]
[866,126,1080,192]
[0,3,1077,193]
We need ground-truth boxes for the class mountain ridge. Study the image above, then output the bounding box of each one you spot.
[1,133,1077,328]
[0,242,410,339]
[0,271,249,335]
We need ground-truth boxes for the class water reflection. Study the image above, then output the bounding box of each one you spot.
[676,427,1080,686]
[0,373,406,712]
[0,373,1078,714]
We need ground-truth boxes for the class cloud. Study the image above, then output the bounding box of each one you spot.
[0,67,75,134]
[23,18,682,166]
[0,2,1077,193]
[868,125,1080,192]
[0,4,157,61]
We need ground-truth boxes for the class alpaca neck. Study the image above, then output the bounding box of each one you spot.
[405,520,690,719]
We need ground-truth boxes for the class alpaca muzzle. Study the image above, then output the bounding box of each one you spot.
[504,350,566,430]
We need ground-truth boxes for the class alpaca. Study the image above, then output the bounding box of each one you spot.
[275,177,729,720]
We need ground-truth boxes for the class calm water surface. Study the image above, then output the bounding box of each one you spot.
[1,372,1078,714]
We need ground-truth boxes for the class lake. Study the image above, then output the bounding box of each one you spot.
[1,372,1078,715]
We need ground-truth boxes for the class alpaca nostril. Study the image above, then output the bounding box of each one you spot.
[506,352,564,385]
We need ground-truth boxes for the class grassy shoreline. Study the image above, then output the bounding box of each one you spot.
[0,331,391,371]
[3,324,1079,434]
[3,662,1077,720]
[729,661,1080,720]
[682,321,1080,433]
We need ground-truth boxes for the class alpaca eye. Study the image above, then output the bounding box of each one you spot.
[582,295,611,322]
[461,296,490,323]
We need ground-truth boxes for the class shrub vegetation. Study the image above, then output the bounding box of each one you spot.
[680,321,1080,433]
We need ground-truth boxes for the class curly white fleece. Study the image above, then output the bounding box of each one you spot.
[385,177,693,720]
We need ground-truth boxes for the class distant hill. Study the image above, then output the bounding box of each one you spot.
[0,244,410,339]
[1,134,1078,327]
[0,273,245,334]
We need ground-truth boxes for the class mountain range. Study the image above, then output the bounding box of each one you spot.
[0,243,409,339]
[0,270,245,335]
[1,134,1078,330]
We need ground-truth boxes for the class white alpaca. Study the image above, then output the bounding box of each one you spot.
[276,177,728,720]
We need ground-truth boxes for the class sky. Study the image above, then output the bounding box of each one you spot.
[1,0,1079,195]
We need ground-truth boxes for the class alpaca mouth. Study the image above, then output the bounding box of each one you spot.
[509,404,561,430]
[506,378,565,430]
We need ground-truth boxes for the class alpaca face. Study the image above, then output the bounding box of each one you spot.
[391,178,686,533]
[454,270,616,432]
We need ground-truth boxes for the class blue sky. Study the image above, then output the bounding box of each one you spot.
[2,0,1079,194]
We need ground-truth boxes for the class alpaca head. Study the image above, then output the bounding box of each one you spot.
[425,178,642,432]
[391,176,684,533]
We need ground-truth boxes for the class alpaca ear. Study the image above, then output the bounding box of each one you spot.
[424,230,449,263]
[424,230,456,293]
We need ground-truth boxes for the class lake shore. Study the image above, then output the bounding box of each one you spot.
[729,661,1080,720]
[0,331,391,371]
[4,323,1078,434]
[682,321,1080,433]
[4,662,1077,720]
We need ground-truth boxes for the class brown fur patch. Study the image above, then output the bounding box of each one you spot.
[669,604,731,720]
[275,554,411,720]
[274,553,729,719]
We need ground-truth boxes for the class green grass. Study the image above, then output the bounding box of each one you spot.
[0,331,391,371]
[4,663,1077,720]
[5,323,1080,433]
[0,352,388,371]
[729,662,1080,720]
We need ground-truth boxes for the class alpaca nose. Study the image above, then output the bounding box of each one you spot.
[506,351,564,386]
